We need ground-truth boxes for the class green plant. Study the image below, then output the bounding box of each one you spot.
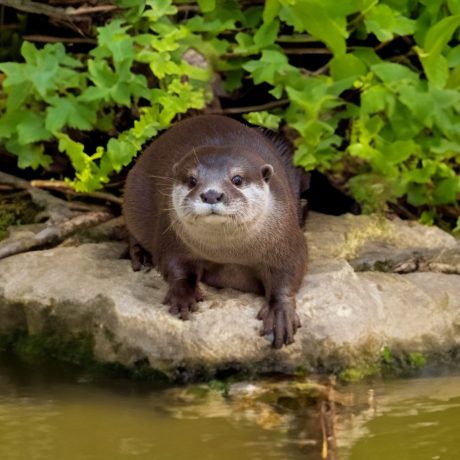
[0,0,459,225]
[0,1,212,191]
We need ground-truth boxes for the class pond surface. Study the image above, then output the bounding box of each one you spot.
[1,353,460,460]
[0,354,316,460]
[338,374,460,460]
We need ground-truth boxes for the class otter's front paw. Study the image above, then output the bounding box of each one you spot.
[163,286,203,320]
[257,303,301,349]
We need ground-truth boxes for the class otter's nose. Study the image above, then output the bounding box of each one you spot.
[200,189,224,204]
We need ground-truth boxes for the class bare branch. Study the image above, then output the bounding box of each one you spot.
[30,180,123,206]
[0,0,70,20]
[209,98,290,115]
[23,35,97,44]
[0,211,113,260]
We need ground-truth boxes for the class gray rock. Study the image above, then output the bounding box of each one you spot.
[0,212,459,379]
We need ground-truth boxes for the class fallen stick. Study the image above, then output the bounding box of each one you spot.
[0,0,72,20]
[30,179,123,206]
[0,171,76,222]
[0,0,117,20]
[0,211,113,260]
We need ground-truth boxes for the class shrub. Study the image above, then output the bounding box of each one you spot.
[0,0,459,227]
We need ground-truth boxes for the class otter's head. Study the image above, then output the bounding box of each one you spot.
[171,145,274,236]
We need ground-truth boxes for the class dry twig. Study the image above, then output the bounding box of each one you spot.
[209,98,290,115]
[30,180,123,206]
[0,0,116,19]
[0,0,70,20]
[23,35,97,44]
[0,211,112,260]
[0,171,76,222]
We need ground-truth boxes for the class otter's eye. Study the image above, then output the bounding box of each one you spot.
[187,176,197,189]
[231,175,243,186]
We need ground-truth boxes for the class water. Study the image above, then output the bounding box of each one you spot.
[1,354,460,460]
[338,375,460,460]
[0,355,315,460]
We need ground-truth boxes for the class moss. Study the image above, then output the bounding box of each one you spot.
[339,347,428,383]
[335,215,391,260]
[381,349,428,376]
[10,331,95,366]
[101,360,172,383]
[339,364,381,382]
[408,352,427,369]
[0,193,42,240]
[0,330,26,351]
[0,330,173,383]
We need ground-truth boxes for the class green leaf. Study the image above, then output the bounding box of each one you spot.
[111,82,131,106]
[279,0,347,55]
[45,96,96,132]
[197,0,215,13]
[407,183,430,206]
[417,15,460,88]
[223,69,245,91]
[234,32,257,55]
[19,42,79,98]
[361,85,393,115]
[0,62,29,87]
[364,4,416,42]
[144,0,177,21]
[243,111,282,130]
[383,140,418,164]
[329,53,367,81]
[433,177,459,204]
[398,85,433,127]
[107,137,137,172]
[448,0,460,14]
[353,48,383,66]
[87,59,117,88]
[406,160,437,184]
[263,0,280,24]
[16,112,52,145]
[420,210,435,225]
[371,62,418,83]
[242,6,263,28]
[95,20,134,69]
[243,49,295,85]
[56,133,90,173]
[254,19,279,47]
[186,0,242,33]
[447,45,460,67]
[0,110,25,139]
[6,140,52,169]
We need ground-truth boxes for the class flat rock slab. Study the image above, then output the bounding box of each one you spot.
[0,213,459,379]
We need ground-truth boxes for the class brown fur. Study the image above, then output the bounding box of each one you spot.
[123,115,307,348]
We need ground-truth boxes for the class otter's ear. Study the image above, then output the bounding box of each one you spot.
[261,164,274,183]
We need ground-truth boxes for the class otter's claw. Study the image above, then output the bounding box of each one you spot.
[257,304,301,349]
[164,286,203,320]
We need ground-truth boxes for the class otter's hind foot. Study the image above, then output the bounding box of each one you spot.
[128,236,153,271]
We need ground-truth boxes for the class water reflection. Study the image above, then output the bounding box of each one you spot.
[338,375,460,460]
[5,353,458,460]
[0,355,313,460]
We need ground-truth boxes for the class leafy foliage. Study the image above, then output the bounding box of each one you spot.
[0,1,211,190]
[0,0,459,223]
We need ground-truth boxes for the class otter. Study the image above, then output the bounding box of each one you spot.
[123,115,308,348]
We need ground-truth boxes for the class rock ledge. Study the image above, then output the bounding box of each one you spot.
[0,212,459,379]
